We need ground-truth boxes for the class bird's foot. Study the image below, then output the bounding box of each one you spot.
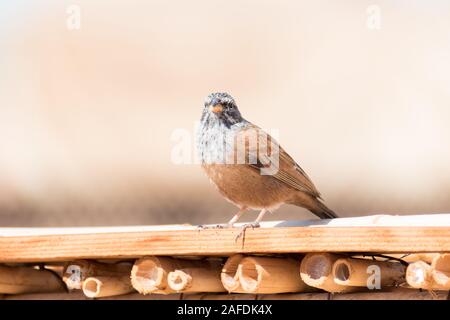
[234,222,260,243]
[197,224,229,230]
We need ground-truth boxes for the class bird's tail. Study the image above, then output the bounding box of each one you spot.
[309,199,338,219]
[291,194,338,219]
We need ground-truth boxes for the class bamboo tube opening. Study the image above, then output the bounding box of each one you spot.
[82,275,134,298]
[406,261,432,289]
[238,260,259,292]
[221,254,244,292]
[431,270,449,287]
[333,261,351,283]
[83,278,101,298]
[221,271,239,291]
[132,259,165,291]
[431,254,450,287]
[300,253,357,293]
[132,256,206,294]
[167,271,191,291]
[302,254,331,283]
[432,254,449,272]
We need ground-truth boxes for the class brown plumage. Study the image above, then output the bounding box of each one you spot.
[197,92,337,234]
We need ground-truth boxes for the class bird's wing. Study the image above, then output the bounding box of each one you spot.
[234,125,321,198]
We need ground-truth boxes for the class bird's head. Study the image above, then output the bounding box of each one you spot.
[202,92,243,127]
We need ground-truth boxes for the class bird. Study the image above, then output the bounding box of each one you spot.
[196,92,337,238]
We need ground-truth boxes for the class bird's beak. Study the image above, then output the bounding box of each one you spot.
[209,104,223,114]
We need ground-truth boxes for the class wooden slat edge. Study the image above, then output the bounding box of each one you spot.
[1,213,450,237]
[0,226,449,263]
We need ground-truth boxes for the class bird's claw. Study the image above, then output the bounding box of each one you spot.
[234,222,260,243]
[197,224,228,230]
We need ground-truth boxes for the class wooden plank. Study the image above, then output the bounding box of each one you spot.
[0,226,449,263]
[0,214,449,236]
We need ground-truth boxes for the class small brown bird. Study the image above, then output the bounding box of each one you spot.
[197,92,337,235]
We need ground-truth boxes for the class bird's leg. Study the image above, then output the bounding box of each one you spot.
[198,208,247,230]
[235,209,268,242]
[226,207,247,228]
[253,208,269,225]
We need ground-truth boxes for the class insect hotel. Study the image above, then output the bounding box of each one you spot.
[0,214,449,300]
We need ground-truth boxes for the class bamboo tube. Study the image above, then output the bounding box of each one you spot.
[62,260,132,290]
[431,253,450,288]
[380,253,439,264]
[332,257,405,287]
[167,260,224,293]
[0,265,65,294]
[221,254,245,293]
[406,261,433,289]
[82,276,134,298]
[300,253,359,293]
[401,253,440,264]
[237,256,312,294]
[405,260,448,290]
[44,265,65,278]
[406,255,450,290]
[131,256,207,294]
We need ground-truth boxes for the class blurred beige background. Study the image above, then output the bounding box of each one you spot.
[1,0,449,226]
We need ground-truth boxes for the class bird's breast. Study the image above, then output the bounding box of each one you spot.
[201,163,291,210]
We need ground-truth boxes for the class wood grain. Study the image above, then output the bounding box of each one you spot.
[0,226,449,263]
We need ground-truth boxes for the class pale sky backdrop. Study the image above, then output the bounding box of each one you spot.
[1,1,450,226]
